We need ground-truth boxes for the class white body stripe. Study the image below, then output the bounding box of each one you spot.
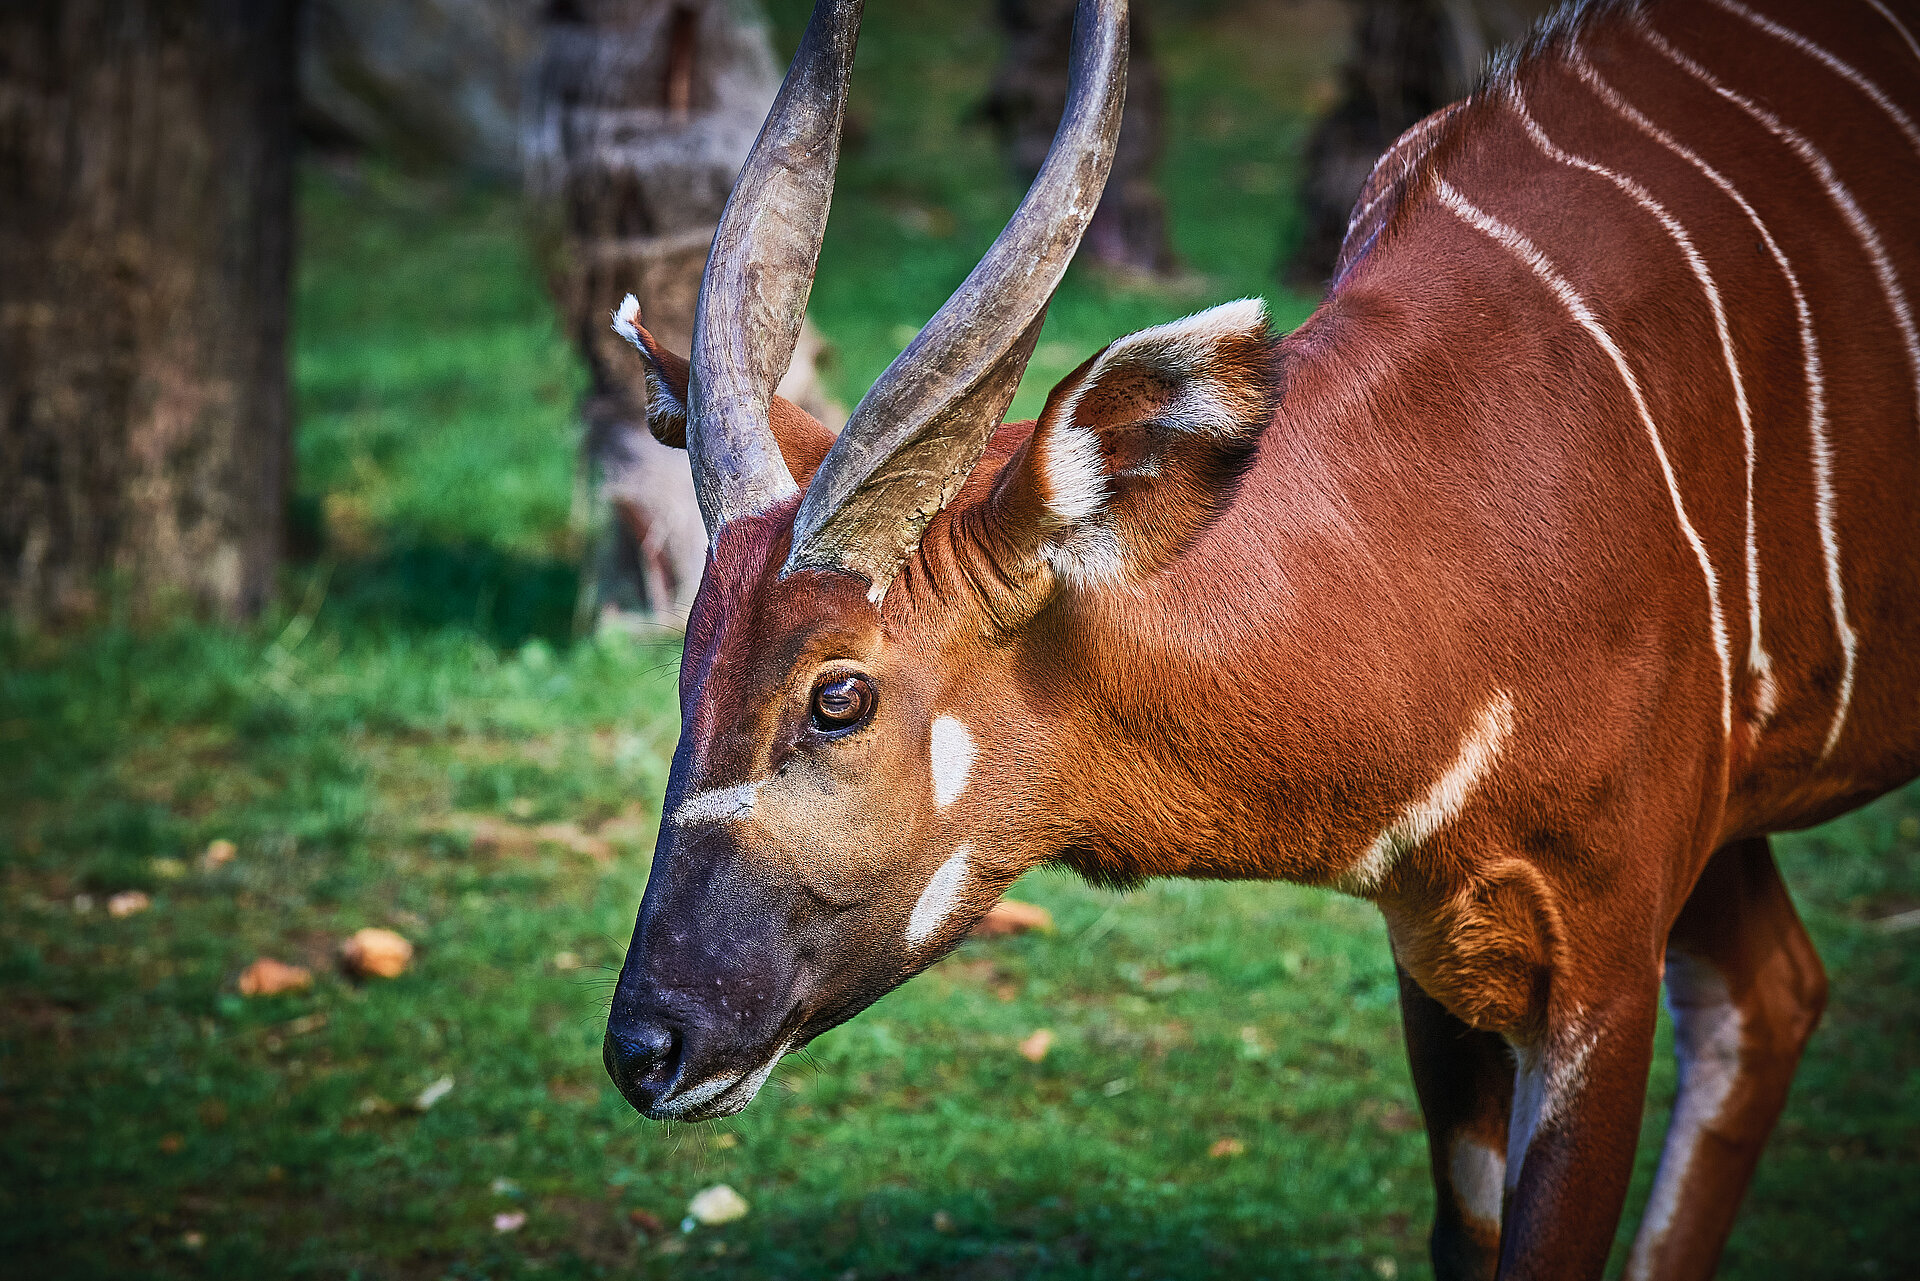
[1866,0,1920,64]
[907,847,970,946]
[670,780,762,827]
[1510,87,1772,715]
[1576,56,1858,755]
[1711,0,1920,161]
[1348,104,1462,237]
[1340,691,1515,893]
[1644,20,1920,432]
[1436,176,1736,741]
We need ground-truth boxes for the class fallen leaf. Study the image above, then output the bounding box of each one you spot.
[629,1207,665,1235]
[413,1076,454,1111]
[972,900,1054,937]
[931,1209,955,1233]
[493,1210,527,1233]
[339,927,413,979]
[108,890,151,918]
[237,958,311,997]
[72,894,94,914]
[181,1231,205,1250]
[713,1132,737,1149]
[201,838,237,869]
[686,1183,749,1227]
[552,951,581,971]
[158,1133,183,1154]
[535,821,613,861]
[1018,1028,1054,1062]
[1209,1136,1246,1159]
[149,857,187,880]
[283,1011,328,1036]
[1373,1257,1399,1280]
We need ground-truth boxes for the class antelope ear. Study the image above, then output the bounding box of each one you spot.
[991,298,1275,588]
[612,295,837,484]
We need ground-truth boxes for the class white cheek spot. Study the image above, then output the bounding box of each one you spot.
[906,847,970,947]
[1449,1135,1505,1231]
[930,716,975,810]
[670,780,762,827]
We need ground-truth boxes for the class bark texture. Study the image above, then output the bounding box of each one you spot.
[300,0,537,175]
[984,0,1172,275]
[1285,0,1547,288]
[527,0,839,624]
[0,0,296,624]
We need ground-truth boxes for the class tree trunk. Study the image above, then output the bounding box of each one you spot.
[0,0,296,626]
[526,0,840,627]
[1284,0,1547,290]
[984,0,1172,276]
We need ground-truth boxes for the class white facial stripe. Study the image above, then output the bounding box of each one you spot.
[930,716,975,810]
[907,847,970,947]
[1510,88,1773,722]
[670,780,762,827]
[1577,56,1857,757]
[1626,957,1744,1277]
[1437,175,1738,741]
[1449,1135,1506,1231]
[1340,691,1515,893]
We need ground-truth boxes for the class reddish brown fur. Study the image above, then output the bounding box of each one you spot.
[612,2,1919,1276]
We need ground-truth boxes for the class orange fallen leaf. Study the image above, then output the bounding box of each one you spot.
[1209,1136,1246,1159]
[971,899,1054,938]
[201,838,237,869]
[1017,1028,1054,1062]
[628,1207,665,1235]
[339,927,413,979]
[238,957,312,997]
[107,890,150,918]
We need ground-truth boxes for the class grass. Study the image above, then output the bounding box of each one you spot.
[2,1,1916,1277]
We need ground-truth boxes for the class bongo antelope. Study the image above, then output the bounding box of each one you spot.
[601,0,1920,1275]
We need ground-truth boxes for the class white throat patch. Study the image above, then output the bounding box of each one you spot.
[930,716,976,810]
[907,847,970,947]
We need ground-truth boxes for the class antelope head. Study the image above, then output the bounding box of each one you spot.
[604,0,1276,1120]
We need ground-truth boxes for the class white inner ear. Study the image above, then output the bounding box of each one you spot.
[612,293,687,426]
[1037,297,1270,530]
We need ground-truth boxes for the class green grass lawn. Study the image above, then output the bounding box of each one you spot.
[3,2,1917,1277]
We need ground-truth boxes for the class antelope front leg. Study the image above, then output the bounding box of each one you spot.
[1497,979,1660,1278]
[1396,964,1514,1281]
[1624,837,1827,1280]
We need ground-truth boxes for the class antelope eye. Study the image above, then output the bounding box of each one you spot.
[810,674,876,735]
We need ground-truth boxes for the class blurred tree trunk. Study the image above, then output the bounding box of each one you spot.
[0,0,297,626]
[984,0,1172,276]
[1284,0,1546,289]
[527,0,840,627]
